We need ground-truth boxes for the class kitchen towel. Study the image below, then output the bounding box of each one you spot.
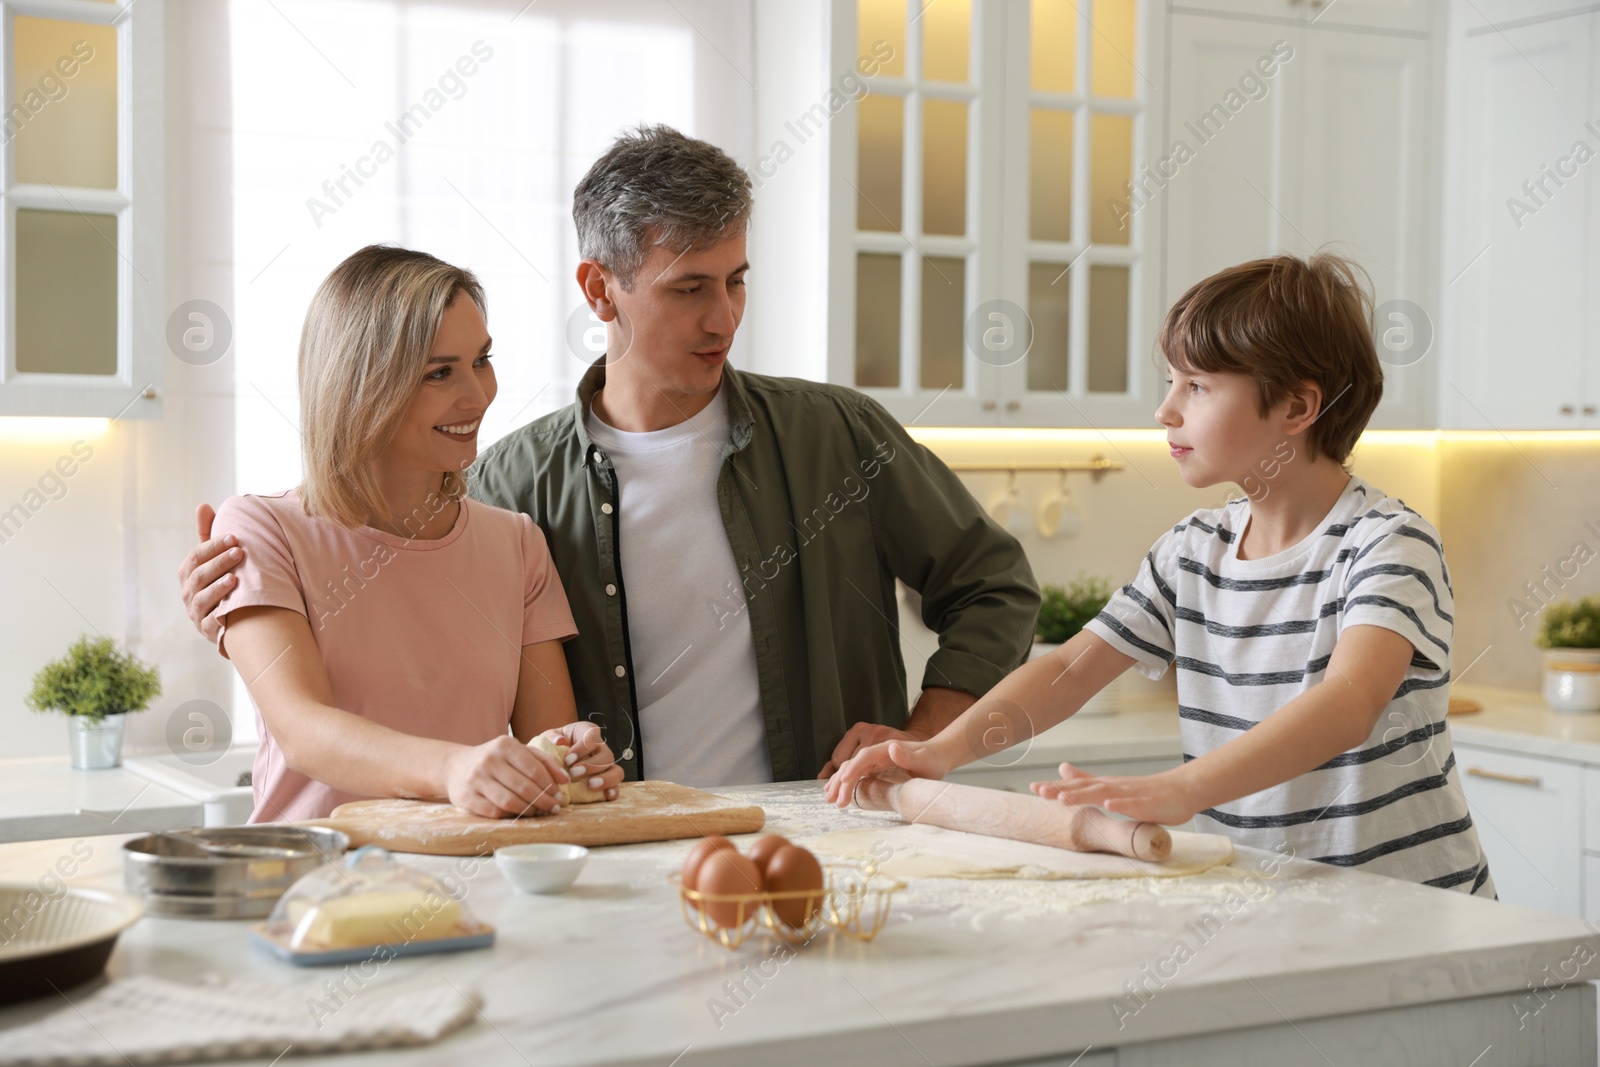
[0,974,480,1065]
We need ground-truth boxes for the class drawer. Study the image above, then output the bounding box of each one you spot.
[1456,744,1582,917]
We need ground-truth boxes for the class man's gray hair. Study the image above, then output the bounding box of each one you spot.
[573,124,754,290]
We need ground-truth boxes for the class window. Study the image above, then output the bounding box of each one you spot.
[0,0,162,418]
[226,0,751,494]
[223,0,753,737]
[831,0,1153,425]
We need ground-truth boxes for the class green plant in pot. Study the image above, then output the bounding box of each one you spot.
[26,635,162,769]
[1031,576,1121,713]
[1537,598,1600,713]
[1034,575,1116,650]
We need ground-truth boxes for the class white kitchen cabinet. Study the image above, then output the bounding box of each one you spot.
[1586,769,1600,923]
[1457,0,1588,27]
[1174,0,1432,34]
[1455,742,1582,917]
[1161,14,1303,322]
[1299,28,1437,428]
[1587,767,1600,853]
[1163,5,1439,428]
[1440,2,1600,429]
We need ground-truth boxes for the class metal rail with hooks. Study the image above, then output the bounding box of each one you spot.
[943,455,1124,482]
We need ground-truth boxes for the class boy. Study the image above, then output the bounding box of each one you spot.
[826,253,1494,897]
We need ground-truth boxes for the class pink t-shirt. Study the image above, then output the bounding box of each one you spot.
[209,490,577,822]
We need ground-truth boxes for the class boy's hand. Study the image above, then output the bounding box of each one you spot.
[540,722,625,801]
[818,723,919,780]
[824,738,952,808]
[1031,762,1199,826]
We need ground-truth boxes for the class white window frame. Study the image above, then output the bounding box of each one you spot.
[0,0,163,419]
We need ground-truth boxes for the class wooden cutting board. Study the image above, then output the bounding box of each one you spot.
[304,781,765,856]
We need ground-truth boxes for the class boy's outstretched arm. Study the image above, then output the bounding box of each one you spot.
[1034,625,1417,824]
[824,629,1136,806]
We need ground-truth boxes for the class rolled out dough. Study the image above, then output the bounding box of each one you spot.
[530,737,607,805]
[812,823,1233,880]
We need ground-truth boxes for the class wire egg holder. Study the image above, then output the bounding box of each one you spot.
[671,862,905,949]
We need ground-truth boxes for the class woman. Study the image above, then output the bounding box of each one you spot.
[210,245,622,821]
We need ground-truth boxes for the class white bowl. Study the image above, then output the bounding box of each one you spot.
[495,844,588,894]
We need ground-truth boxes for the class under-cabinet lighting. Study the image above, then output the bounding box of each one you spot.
[909,428,1600,447]
[0,418,111,441]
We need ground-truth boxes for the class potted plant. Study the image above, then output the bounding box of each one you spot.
[1537,598,1600,713]
[1032,575,1116,657]
[1030,575,1120,716]
[26,635,162,769]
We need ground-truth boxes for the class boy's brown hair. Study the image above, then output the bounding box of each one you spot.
[1158,252,1382,464]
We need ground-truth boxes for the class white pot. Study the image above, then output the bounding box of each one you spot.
[1030,641,1119,715]
[1542,649,1600,714]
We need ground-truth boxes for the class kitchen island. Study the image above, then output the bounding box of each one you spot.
[0,781,1594,1066]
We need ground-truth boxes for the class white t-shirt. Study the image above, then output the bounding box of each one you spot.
[1086,477,1494,897]
[585,386,772,787]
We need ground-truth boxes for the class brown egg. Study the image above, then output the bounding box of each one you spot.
[745,834,790,873]
[681,836,738,911]
[763,844,824,929]
[697,849,765,929]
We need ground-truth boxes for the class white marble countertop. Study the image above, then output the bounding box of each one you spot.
[1,781,1595,1066]
[0,756,200,843]
[1449,683,1600,765]
[962,681,1600,773]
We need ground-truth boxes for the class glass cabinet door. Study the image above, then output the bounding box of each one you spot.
[1008,0,1143,419]
[847,0,981,421]
[1,0,161,419]
[837,0,1152,427]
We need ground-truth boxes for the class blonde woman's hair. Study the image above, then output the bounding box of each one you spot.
[298,245,486,529]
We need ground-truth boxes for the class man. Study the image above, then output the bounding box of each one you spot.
[179,125,1039,787]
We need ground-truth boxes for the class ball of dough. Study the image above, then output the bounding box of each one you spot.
[530,736,607,805]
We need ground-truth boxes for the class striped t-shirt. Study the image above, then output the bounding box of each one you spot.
[1085,477,1494,897]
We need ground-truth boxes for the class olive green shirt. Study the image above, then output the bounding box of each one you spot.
[468,362,1039,782]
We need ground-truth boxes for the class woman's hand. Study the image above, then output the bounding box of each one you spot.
[824,737,953,808]
[541,721,625,801]
[1031,762,1199,826]
[177,503,243,646]
[444,735,570,818]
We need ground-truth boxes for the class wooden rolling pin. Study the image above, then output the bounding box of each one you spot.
[854,777,1172,863]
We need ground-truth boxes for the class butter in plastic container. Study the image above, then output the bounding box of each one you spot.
[251,846,494,966]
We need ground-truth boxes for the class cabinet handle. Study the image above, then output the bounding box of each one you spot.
[1586,405,1597,417]
[982,401,997,411]
[1005,400,1020,412]
[1467,767,1541,788]
[1561,404,1576,416]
